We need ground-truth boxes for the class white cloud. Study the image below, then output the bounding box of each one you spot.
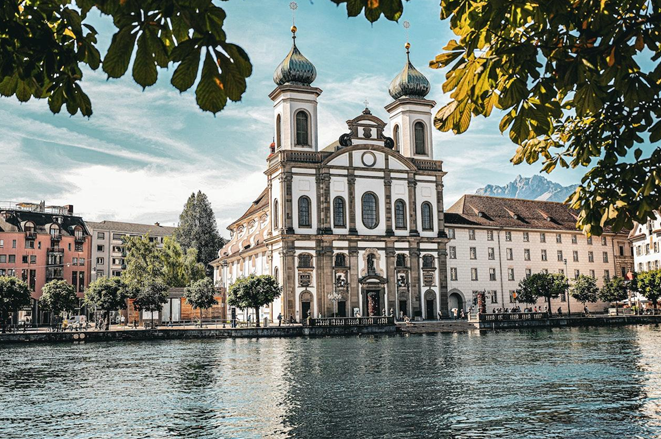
[47,164,267,234]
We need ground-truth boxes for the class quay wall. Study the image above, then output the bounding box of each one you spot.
[472,314,661,330]
[0,325,396,344]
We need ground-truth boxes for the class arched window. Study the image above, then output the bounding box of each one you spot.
[422,254,435,269]
[334,253,346,267]
[393,125,400,152]
[298,196,311,227]
[49,224,60,238]
[276,114,282,149]
[361,192,379,229]
[421,202,433,231]
[273,199,279,229]
[395,199,407,229]
[333,197,346,228]
[298,253,313,268]
[295,111,309,146]
[414,121,426,155]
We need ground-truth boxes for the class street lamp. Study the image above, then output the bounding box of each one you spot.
[328,290,343,318]
[564,258,571,316]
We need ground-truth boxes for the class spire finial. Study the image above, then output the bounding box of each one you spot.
[363,98,369,108]
[403,21,411,62]
[290,2,298,40]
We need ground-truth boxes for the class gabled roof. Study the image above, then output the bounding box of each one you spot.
[445,195,623,233]
[228,188,269,229]
[85,221,176,236]
[0,209,88,235]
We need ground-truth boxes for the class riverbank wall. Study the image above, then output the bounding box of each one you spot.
[0,324,396,344]
[472,314,661,330]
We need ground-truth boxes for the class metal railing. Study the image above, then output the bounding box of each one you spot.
[306,316,395,327]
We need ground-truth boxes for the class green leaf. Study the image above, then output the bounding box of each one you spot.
[650,120,661,143]
[16,79,32,102]
[574,83,602,116]
[171,48,201,92]
[133,31,158,88]
[195,52,227,114]
[103,26,138,79]
[48,87,65,113]
[0,74,19,97]
[216,49,245,102]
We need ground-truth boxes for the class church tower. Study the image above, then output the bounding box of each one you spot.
[269,25,322,151]
[385,43,435,159]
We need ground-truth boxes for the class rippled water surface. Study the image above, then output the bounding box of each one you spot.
[1,326,661,438]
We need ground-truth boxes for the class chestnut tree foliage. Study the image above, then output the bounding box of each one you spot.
[430,0,661,235]
[2,0,660,234]
[0,0,251,115]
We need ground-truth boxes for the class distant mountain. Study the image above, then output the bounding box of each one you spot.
[476,175,578,202]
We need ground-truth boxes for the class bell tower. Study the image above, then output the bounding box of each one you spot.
[269,24,322,151]
[385,42,435,159]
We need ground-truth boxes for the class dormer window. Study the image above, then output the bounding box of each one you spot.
[295,111,310,146]
[50,224,60,239]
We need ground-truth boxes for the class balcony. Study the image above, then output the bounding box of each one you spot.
[50,234,61,242]
[75,235,86,244]
[25,231,37,240]
[47,247,64,253]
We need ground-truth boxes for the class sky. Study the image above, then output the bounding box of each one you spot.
[0,0,587,236]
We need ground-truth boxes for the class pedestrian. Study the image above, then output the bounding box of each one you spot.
[277,313,282,326]
[389,308,394,317]
[460,309,465,319]
[437,311,442,320]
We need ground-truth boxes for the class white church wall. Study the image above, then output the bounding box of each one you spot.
[354,178,387,236]
[292,175,317,234]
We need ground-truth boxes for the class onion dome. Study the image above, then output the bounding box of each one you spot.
[273,26,317,86]
[388,43,430,100]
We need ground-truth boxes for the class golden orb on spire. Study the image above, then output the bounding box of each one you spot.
[405,42,411,50]
[291,25,297,34]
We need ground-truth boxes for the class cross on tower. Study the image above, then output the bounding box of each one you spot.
[363,98,369,108]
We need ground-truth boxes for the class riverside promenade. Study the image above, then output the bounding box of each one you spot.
[469,312,661,330]
[0,317,396,344]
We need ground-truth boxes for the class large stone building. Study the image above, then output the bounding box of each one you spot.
[630,211,661,273]
[0,202,91,324]
[212,28,450,321]
[86,220,177,282]
[445,195,633,314]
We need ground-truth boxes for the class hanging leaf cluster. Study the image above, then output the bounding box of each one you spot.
[431,0,661,235]
[0,0,252,116]
[330,0,404,23]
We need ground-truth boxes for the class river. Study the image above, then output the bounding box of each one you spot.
[1,326,660,438]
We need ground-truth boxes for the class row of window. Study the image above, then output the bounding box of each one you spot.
[451,267,611,282]
[274,111,430,155]
[636,242,660,256]
[639,260,661,272]
[296,253,437,269]
[0,254,87,266]
[392,122,428,155]
[450,246,610,263]
[294,195,434,230]
[447,228,610,246]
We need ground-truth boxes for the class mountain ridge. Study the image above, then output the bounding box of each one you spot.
[476,175,578,203]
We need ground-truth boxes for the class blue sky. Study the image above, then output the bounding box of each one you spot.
[0,0,586,235]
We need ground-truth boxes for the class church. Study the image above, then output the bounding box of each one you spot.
[212,25,449,322]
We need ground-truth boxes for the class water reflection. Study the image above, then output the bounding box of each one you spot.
[0,327,660,438]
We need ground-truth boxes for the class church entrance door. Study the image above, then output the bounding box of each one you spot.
[367,291,380,316]
[301,301,311,321]
[426,299,435,320]
[337,301,347,317]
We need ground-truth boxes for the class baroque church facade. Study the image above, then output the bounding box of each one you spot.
[212,27,450,321]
